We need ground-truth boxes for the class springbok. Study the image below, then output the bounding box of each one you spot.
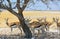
[53,17,60,33]
[29,18,44,36]
[5,18,21,32]
[53,17,60,27]
[47,17,59,32]
[42,17,54,31]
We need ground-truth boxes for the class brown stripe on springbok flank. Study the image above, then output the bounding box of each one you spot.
[29,21,40,28]
[7,22,20,27]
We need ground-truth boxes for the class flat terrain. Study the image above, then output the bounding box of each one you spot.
[0,10,60,39]
[0,10,60,28]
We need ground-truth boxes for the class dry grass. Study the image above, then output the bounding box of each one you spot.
[0,10,60,35]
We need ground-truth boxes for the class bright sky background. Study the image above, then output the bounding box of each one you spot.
[2,0,60,11]
[25,0,60,10]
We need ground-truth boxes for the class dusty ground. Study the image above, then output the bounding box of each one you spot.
[0,26,59,39]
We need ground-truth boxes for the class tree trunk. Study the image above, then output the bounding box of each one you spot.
[17,12,32,38]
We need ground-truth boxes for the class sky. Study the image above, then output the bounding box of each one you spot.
[2,0,60,11]
[25,0,60,10]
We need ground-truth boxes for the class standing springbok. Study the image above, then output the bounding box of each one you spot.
[5,18,21,32]
[43,17,54,32]
[53,17,60,33]
[53,17,60,27]
[29,18,44,36]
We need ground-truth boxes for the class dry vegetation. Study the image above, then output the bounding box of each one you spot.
[0,10,60,36]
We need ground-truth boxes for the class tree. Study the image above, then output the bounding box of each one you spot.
[0,0,59,38]
[0,0,32,38]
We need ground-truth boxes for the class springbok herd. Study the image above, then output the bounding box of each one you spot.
[0,10,60,35]
[25,17,60,34]
[0,17,60,35]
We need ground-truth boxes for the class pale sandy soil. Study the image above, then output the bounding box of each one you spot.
[0,27,25,35]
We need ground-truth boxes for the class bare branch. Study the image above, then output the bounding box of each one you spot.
[0,0,4,3]
[0,4,18,17]
[22,0,29,11]
[7,0,12,8]
[16,0,22,13]
[6,7,18,16]
[0,3,7,9]
[0,0,19,17]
